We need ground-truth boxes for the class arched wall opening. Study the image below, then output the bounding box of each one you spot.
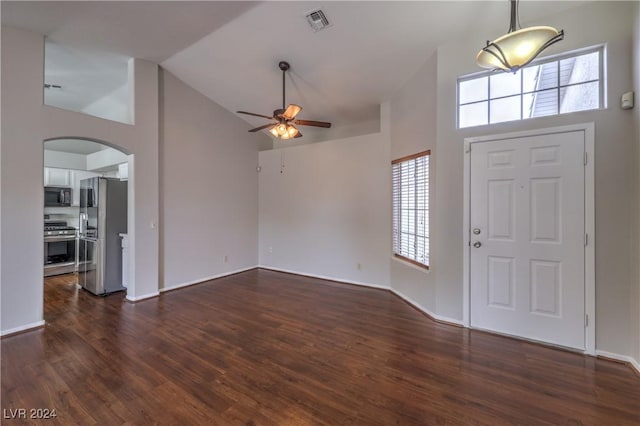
[43,137,136,302]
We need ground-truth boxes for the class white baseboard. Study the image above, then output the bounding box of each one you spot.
[1,320,46,337]
[596,350,640,374]
[390,288,464,326]
[258,265,390,290]
[160,266,258,293]
[126,291,160,302]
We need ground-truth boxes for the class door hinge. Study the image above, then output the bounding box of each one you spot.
[585,314,589,327]
[585,233,588,246]
[584,152,588,166]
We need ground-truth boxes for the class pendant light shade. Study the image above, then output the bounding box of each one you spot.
[477,1,564,73]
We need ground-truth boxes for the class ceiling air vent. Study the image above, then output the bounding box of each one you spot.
[305,9,331,32]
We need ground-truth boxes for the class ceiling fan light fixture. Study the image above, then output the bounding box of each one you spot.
[476,1,564,73]
[276,123,289,136]
[272,124,299,140]
[286,125,299,138]
[238,60,331,138]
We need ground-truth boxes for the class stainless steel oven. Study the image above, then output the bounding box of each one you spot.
[44,221,77,277]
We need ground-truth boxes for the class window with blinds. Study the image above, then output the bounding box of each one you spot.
[392,150,430,269]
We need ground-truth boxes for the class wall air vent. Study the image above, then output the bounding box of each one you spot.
[305,9,331,32]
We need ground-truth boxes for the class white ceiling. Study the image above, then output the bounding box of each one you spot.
[1,1,260,62]
[2,1,586,144]
[45,139,109,155]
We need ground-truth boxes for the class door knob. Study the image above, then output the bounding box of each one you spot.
[473,241,482,248]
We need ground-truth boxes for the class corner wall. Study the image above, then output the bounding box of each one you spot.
[389,53,440,317]
[631,1,640,369]
[258,108,391,289]
[159,70,263,290]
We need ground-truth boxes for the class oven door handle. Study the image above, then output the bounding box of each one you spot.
[45,235,76,242]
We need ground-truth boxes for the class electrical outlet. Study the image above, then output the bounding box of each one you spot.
[268,246,273,253]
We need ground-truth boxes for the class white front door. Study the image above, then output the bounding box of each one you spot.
[469,130,585,350]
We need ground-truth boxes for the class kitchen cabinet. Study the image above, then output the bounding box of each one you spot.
[44,167,71,186]
[70,170,101,206]
[43,168,102,206]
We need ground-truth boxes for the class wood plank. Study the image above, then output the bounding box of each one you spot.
[1,270,638,425]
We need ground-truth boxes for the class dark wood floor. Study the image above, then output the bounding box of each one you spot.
[2,269,639,425]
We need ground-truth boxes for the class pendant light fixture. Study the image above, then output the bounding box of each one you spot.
[476,0,564,73]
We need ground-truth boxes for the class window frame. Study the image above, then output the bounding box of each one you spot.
[392,150,430,270]
[457,45,605,129]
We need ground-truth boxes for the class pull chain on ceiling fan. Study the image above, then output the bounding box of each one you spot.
[237,61,331,140]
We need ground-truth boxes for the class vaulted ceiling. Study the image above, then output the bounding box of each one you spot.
[2,1,586,144]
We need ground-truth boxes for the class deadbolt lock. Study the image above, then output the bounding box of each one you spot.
[473,228,481,235]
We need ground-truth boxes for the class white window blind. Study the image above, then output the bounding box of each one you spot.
[392,151,430,269]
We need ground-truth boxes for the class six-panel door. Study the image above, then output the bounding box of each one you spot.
[470,131,585,350]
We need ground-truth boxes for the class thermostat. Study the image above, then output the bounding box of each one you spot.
[621,91,634,109]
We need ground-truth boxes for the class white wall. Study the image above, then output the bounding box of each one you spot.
[44,150,86,169]
[81,83,130,124]
[159,70,263,290]
[1,25,159,333]
[419,2,637,356]
[631,2,640,368]
[389,53,438,315]
[259,111,391,288]
[44,147,126,172]
[86,147,128,171]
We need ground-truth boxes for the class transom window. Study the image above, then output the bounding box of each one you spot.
[392,151,430,269]
[458,46,604,128]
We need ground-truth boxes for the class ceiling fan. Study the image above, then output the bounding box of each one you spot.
[237,61,331,140]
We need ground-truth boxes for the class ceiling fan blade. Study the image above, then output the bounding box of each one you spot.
[293,119,332,128]
[282,104,302,120]
[248,123,276,132]
[237,111,274,120]
[294,130,303,138]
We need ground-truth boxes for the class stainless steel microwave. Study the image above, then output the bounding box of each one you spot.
[44,186,72,207]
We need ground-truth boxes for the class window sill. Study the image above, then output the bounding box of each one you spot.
[392,255,430,273]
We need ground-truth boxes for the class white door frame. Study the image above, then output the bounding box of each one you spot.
[462,123,595,355]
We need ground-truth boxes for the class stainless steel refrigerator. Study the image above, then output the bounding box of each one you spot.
[78,177,127,295]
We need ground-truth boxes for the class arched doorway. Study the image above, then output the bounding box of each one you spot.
[43,137,134,306]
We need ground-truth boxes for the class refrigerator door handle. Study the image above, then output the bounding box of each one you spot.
[79,213,86,235]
